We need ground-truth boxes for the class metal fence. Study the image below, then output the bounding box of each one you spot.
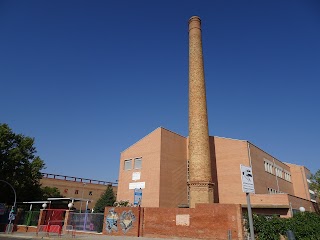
[16,211,40,226]
[69,212,104,233]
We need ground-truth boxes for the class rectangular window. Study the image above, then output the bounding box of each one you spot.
[134,158,142,169]
[264,161,268,171]
[284,171,291,182]
[264,159,274,174]
[75,190,79,194]
[124,159,132,171]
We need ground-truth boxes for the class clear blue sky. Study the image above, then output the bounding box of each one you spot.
[1,1,319,182]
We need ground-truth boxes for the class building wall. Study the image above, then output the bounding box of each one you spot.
[117,128,162,207]
[248,143,294,195]
[40,176,117,210]
[103,204,243,239]
[214,137,250,205]
[116,127,317,214]
[159,129,188,207]
[287,164,311,200]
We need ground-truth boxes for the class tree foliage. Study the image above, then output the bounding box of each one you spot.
[94,185,116,213]
[310,169,320,198]
[245,212,320,240]
[41,186,64,200]
[0,123,45,204]
[113,200,133,207]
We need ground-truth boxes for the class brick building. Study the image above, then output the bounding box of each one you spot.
[40,173,117,211]
[116,127,318,217]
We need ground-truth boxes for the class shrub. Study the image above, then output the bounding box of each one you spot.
[245,212,320,239]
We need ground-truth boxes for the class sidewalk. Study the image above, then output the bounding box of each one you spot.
[0,232,192,240]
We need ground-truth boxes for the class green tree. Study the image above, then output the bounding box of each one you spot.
[310,170,320,198]
[0,123,45,204]
[41,186,64,200]
[94,185,116,213]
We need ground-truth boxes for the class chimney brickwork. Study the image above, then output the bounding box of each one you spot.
[188,16,214,207]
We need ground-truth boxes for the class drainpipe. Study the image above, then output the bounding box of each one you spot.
[272,158,280,193]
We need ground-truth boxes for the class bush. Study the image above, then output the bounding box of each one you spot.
[245,212,320,239]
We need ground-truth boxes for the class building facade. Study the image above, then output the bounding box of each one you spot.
[116,127,318,217]
[40,173,117,211]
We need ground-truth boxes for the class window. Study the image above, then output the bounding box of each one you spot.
[89,191,93,196]
[124,159,132,170]
[267,187,277,194]
[284,171,291,182]
[275,166,283,178]
[75,190,79,194]
[134,158,142,169]
[264,159,273,174]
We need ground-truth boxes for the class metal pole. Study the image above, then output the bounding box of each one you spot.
[246,193,255,240]
[80,183,86,213]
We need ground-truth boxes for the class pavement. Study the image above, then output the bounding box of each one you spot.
[0,232,194,240]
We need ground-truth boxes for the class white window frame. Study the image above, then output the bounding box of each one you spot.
[134,157,142,169]
[124,159,132,171]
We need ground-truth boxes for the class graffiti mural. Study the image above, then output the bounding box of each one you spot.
[105,208,118,233]
[120,210,136,234]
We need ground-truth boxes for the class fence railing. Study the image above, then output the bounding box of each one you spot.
[69,212,104,233]
[16,211,40,226]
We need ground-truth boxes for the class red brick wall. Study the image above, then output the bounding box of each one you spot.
[103,204,243,239]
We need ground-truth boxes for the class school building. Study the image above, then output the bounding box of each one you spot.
[116,127,318,217]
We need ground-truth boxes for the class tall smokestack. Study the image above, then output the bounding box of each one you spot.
[188,16,214,208]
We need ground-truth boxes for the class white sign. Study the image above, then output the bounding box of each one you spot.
[176,214,190,226]
[132,172,141,181]
[129,182,145,189]
[240,164,255,193]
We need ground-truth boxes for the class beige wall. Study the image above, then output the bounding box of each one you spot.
[214,137,250,205]
[159,129,188,207]
[117,128,162,207]
[40,177,117,210]
[117,127,189,208]
[287,164,310,200]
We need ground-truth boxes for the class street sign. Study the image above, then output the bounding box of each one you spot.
[240,164,255,193]
[134,188,142,206]
[0,203,5,215]
[8,212,15,221]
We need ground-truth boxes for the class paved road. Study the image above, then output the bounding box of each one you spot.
[0,233,195,240]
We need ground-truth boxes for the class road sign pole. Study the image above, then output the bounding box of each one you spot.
[246,193,255,240]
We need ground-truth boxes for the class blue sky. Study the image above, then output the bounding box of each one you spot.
[1,1,319,182]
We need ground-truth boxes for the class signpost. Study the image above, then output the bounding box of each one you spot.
[240,164,255,240]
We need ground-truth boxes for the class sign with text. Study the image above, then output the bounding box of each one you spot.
[132,172,141,181]
[240,164,255,193]
[129,182,145,189]
[134,188,142,206]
